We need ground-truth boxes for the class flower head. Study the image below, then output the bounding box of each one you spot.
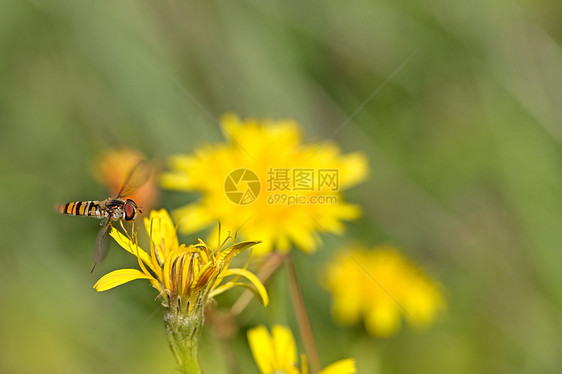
[323,246,445,337]
[93,209,268,312]
[247,325,356,374]
[94,209,269,373]
[161,114,368,255]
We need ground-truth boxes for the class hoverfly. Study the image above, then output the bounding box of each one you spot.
[56,160,151,271]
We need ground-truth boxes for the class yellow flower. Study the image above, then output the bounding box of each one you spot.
[247,325,356,374]
[94,209,269,373]
[93,209,268,311]
[161,114,368,255]
[323,246,445,337]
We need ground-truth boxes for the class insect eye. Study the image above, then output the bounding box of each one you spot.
[124,201,137,221]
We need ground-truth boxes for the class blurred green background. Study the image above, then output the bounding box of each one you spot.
[1,0,562,373]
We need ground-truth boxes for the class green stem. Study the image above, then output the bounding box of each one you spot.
[164,307,204,374]
[285,254,321,374]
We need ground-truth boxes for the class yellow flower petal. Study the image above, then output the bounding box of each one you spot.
[173,204,216,234]
[337,152,369,189]
[145,209,178,256]
[405,281,445,328]
[300,354,309,374]
[272,325,297,370]
[331,296,362,325]
[365,301,401,338]
[208,282,259,303]
[218,240,261,264]
[247,325,275,373]
[93,269,153,292]
[318,359,356,374]
[109,227,152,267]
[286,225,319,253]
[159,172,191,191]
[216,267,269,306]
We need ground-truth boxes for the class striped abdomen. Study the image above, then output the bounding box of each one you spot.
[56,201,104,218]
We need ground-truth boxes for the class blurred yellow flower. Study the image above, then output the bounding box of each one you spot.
[93,209,268,311]
[161,114,368,255]
[247,325,356,374]
[323,246,445,337]
[95,148,158,212]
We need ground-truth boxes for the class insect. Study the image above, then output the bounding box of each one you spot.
[56,160,151,271]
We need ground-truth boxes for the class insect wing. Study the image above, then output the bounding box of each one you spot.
[116,160,151,198]
[94,220,112,267]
